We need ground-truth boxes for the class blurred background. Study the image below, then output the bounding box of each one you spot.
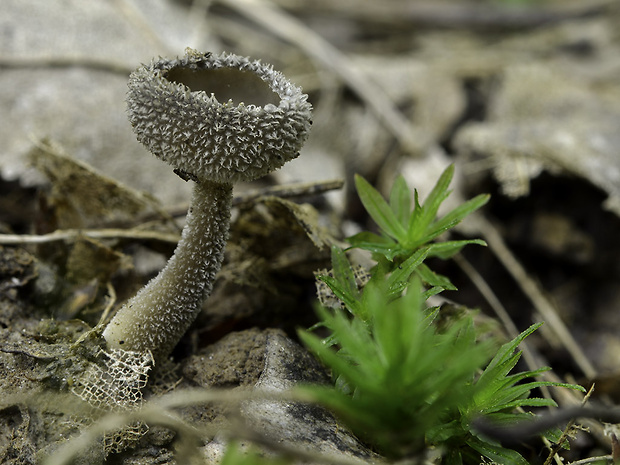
[3,0,620,406]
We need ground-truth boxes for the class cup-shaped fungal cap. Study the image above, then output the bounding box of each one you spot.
[126,48,313,184]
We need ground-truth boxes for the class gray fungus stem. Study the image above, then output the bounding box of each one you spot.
[102,181,232,358]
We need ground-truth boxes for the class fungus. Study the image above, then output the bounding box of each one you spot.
[102,49,312,359]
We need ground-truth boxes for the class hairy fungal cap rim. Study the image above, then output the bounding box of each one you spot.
[126,49,313,185]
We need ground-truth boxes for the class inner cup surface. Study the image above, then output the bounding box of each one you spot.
[166,67,280,106]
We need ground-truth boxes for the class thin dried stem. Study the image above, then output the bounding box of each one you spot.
[543,384,595,465]
[453,252,557,404]
[477,216,597,379]
[0,229,179,245]
[0,56,133,75]
[217,0,425,154]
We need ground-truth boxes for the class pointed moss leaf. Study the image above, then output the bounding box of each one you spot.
[502,372,584,395]
[346,231,400,258]
[425,194,490,241]
[386,247,430,296]
[372,278,425,371]
[355,174,407,241]
[301,306,377,381]
[456,316,478,348]
[416,263,457,291]
[486,381,583,413]
[318,275,361,315]
[423,286,445,300]
[502,366,551,385]
[549,381,586,393]
[485,397,557,414]
[480,411,534,427]
[427,239,487,260]
[477,366,551,407]
[543,427,570,448]
[419,190,453,235]
[476,351,525,401]
[299,330,367,386]
[389,175,411,226]
[330,245,360,300]
[347,231,393,247]
[415,164,454,234]
[473,325,544,414]
[370,287,406,369]
[482,389,555,414]
[407,188,424,239]
[426,419,464,444]
[466,437,529,465]
[424,306,441,325]
[477,323,543,389]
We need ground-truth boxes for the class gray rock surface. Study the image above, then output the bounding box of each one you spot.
[455,64,620,214]
[183,328,378,463]
[0,0,203,204]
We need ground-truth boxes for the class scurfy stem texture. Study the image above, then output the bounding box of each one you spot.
[103,181,232,358]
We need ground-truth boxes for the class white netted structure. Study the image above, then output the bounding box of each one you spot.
[315,265,371,310]
[71,348,153,454]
